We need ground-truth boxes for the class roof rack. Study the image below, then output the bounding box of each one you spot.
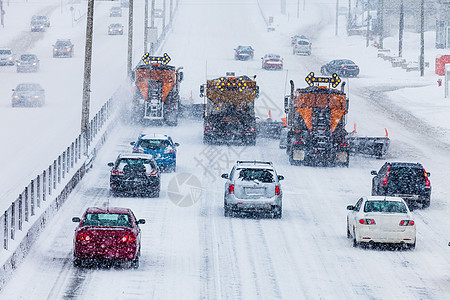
[236,160,273,166]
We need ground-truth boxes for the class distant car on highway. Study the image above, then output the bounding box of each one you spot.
[261,53,283,70]
[31,15,50,27]
[221,160,284,218]
[291,34,308,46]
[320,59,360,77]
[30,18,46,32]
[72,207,145,268]
[16,54,40,72]
[11,83,45,107]
[108,23,124,35]
[131,133,179,172]
[371,162,431,208]
[0,48,15,66]
[234,45,254,60]
[347,196,416,249]
[110,6,122,17]
[53,39,74,58]
[292,38,311,55]
[108,153,161,197]
[154,8,163,18]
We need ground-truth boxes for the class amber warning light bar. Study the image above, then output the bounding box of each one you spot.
[305,72,341,88]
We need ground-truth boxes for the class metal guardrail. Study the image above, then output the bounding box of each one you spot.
[0,99,113,252]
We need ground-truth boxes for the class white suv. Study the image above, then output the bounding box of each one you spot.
[292,39,311,56]
[221,161,284,218]
[0,48,15,66]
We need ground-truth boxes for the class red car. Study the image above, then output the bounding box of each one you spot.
[261,54,283,70]
[72,207,145,268]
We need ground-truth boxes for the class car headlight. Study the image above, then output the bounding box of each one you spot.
[8,57,13,61]
[54,48,58,51]
[34,95,39,98]
[17,62,21,65]
[32,63,36,66]
[13,96,18,99]
[67,48,71,51]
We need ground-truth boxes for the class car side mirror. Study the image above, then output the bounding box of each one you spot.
[137,219,146,224]
[11,89,15,92]
[346,205,354,211]
[261,57,263,59]
[221,173,229,179]
[277,175,284,181]
[107,162,114,167]
[370,170,377,175]
[72,217,80,222]
[174,142,180,147]
[130,141,136,146]
[426,172,430,177]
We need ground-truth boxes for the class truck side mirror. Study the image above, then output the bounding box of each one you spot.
[72,217,80,222]
[179,72,184,82]
[199,85,204,97]
[221,173,229,179]
[284,96,289,114]
[255,86,260,98]
[370,170,377,175]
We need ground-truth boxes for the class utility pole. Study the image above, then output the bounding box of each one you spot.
[420,0,424,76]
[81,0,95,156]
[150,0,155,54]
[281,0,286,15]
[335,0,339,36]
[297,0,299,18]
[398,0,404,57]
[163,0,166,31]
[127,0,133,78]
[0,0,4,28]
[347,0,351,32]
[379,0,384,49]
[366,4,370,47]
[144,0,148,53]
[170,0,173,20]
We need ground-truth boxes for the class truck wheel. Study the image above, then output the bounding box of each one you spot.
[203,135,211,145]
[224,204,231,217]
[421,195,431,208]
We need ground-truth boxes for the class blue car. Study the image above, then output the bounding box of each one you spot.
[131,133,179,172]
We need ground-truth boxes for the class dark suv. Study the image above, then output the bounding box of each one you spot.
[53,39,74,58]
[234,45,254,60]
[107,153,161,197]
[371,162,431,208]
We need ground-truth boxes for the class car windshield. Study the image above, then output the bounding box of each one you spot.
[139,139,171,150]
[82,213,132,227]
[267,54,280,59]
[16,84,40,91]
[0,50,12,55]
[339,59,355,65]
[236,168,274,183]
[364,201,408,213]
[56,41,71,46]
[20,55,36,61]
[238,46,252,51]
[117,158,155,172]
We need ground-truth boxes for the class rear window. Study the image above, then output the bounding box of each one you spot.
[235,168,275,183]
[0,50,12,55]
[82,213,132,227]
[389,167,424,182]
[297,40,310,45]
[139,139,170,150]
[117,158,156,172]
[364,201,407,213]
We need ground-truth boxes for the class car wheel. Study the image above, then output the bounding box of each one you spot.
[352,229,358,247]
[131,251,140,269]
[224,203,231,217]
[421,195,431,208]
[73,258,82,267]
[272,205,282,219]
[346,220,351,238]
[409,241,416,250]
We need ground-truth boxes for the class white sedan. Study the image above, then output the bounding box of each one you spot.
[346,196,416,249]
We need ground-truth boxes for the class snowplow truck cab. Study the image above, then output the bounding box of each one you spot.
[285,72,350,167]
[133,59,183,126]
[200,73,259,145]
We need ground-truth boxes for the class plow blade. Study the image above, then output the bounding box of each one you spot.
[348,136,390,158]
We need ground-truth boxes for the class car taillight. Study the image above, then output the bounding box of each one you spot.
[164,148,175,154]
[121,234,136,242]
[228,184,234,194]
[294,141,302,144]
[424,169,430,187]
[275,186,280,195]
[339,142,348,146]
[359,219,376,225]
[112,169,123,175]
[400,220,415,226]
[382,166,391,186]
[248,127,255,131]
[132,148,139,153]
[147,170,158,176]
[77,233,91,241]
[205,126,214,130]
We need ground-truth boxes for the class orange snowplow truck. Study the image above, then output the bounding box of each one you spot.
[132,53,183,126]
[284,72,350,167]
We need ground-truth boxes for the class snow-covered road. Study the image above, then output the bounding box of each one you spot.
[2,0,450,298]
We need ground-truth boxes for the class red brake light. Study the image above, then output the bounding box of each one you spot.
[359,219,375,225]
[382,166,391,186]
[400,220,414,226]
[121,234,136,242]
[77,233,91,241]
[148,170,158,176]
[424,169,430,187]
[228,184,234,194]
[132,148,139,153]
[275,186,280,195]
[112,169,123,175]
